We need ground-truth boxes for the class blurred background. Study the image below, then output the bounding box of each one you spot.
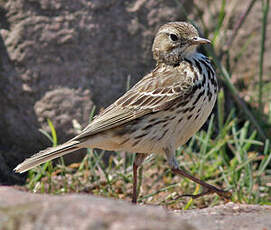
[0,0,270,208]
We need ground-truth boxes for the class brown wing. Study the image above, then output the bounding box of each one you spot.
[74,63,194,140]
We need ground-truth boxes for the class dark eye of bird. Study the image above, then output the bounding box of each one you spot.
[169,34,178,42]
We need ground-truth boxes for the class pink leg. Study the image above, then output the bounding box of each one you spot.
[132,153,147,204]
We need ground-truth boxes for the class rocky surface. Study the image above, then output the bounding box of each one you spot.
[0,187,270,230]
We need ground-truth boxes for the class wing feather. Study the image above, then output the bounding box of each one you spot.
[74,63,194,140]
[74,107,150,139]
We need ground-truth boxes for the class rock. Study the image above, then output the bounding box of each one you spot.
[0,187,195,230]
[0,187,271,230]
[175,202,271,230]
[0,0,191,184]
[34,88,93,144]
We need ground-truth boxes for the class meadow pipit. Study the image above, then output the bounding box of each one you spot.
[15,22,231,203]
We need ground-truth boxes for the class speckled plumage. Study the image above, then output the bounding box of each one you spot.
[15,22,231,203]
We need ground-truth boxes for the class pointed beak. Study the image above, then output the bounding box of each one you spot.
[190,37,211,45]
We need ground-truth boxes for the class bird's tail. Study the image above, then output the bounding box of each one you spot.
[14,140,80,173]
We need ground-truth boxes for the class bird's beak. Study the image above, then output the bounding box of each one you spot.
[190,37,211,45]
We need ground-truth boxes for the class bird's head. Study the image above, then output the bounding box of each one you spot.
[152,22,210,65]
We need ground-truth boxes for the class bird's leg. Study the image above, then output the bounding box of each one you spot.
[171,168,231,199]
[164,148,231,200]
[132,153,147,204]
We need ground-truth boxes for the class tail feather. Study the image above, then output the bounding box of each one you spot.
[14,140,80,173]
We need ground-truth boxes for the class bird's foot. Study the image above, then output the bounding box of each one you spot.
[177,187,232,200]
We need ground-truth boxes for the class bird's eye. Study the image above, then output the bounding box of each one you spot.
[169,34,178,42]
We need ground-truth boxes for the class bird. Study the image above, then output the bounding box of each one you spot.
[14,21,231,203]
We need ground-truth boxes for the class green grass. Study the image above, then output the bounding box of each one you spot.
[22,0,271,210]
[24,110,271,210]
